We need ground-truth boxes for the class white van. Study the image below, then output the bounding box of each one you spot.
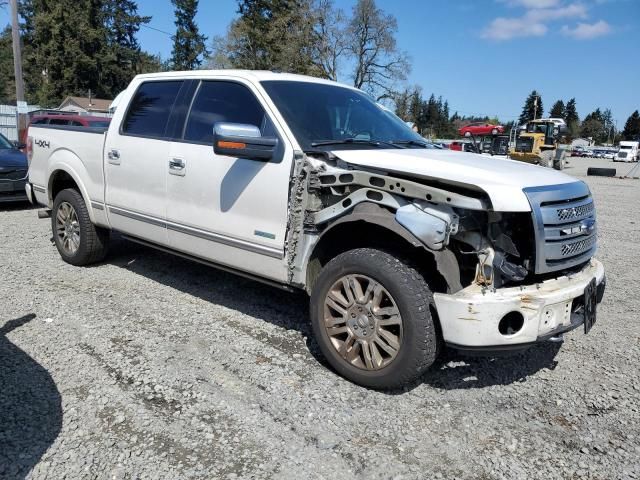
[615,141,639,162]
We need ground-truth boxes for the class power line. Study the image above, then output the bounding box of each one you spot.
[140,23,174,38]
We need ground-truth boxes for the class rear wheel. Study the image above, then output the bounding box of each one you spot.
[310,248,438,389]
[52,188,110,265]
[491,128,498,135]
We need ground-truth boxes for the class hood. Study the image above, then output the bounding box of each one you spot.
[332,148,579,212]
[0,148,27,168]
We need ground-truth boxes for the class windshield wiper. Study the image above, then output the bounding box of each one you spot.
[310,138,403,149]
[390,139,430,148]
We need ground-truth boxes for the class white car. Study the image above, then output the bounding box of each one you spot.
[25,70,606,389]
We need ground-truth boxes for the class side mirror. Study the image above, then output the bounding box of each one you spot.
[213,122,278,161]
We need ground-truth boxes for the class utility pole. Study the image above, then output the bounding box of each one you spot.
[9,0,25,102]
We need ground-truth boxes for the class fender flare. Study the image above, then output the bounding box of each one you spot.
[46,149,96,223]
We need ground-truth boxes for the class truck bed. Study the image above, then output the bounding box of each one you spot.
[28,125,108,208]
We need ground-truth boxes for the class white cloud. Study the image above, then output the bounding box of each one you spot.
[483,1,599,41]
[526,3,588,22]
[482,17,548,40]
[561,20,612,39]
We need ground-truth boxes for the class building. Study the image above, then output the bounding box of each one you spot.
[571,138,594,148]
[58,96,112,115]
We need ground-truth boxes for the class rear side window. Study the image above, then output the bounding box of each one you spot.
[123,81,183,138]
[184,81,272,144]
[49,118,70,125]
[71,121,84,126]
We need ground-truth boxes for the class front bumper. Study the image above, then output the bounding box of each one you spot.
[0,178,28,203]
[433,258,605,352]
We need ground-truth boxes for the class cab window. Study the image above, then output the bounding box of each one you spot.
[183,81,274,144]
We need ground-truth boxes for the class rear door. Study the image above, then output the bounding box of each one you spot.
[165,79,293,282]
[104,79,185,245]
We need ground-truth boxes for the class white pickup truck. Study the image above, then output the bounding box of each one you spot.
[26,70,605,388]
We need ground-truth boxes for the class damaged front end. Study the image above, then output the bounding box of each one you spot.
[285,150,537,294]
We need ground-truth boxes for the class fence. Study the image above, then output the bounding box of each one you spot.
[0,104,41,141]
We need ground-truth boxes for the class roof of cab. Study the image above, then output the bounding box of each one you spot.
[132,69,355,89]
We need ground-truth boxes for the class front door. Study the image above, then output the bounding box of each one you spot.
[166,80,293,282]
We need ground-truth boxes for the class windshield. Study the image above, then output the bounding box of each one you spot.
[526,123,549,134]
[0,133,14,149]
[261,80,425,150]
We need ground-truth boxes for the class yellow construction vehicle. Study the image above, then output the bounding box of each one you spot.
[509,118,567,170]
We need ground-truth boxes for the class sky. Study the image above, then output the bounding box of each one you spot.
[2,0,639,126]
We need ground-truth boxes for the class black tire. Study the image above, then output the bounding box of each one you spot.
[587,167,616,177]
[52,188,110,266]
[310,248,438,389]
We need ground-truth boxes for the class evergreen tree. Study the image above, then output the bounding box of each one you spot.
[101,0,152,95]
[581,109,606,143]
[622,110,640,140]
[549,100,565,119]
[518,90,543,125]
[564,98,580,139]
[170,0,208,70]
[27,0,106,105]
[210,0,321,76]
[0,27,15,103]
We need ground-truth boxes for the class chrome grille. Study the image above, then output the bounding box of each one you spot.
[557,202,594,221]
[561,235,597,257]
[525,182,597,274]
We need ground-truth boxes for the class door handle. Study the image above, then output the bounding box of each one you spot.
[169,159,185,169]
[168,158,186,176]
[107,149,121,165]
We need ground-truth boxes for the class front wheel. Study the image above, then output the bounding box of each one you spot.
[52,188,110,266]
[310,248,438,389]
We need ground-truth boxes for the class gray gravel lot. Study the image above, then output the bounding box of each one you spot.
[1,157,639,480]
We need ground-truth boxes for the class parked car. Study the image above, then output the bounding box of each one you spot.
[458,122,504,137]
[20,113,111,145]
[0,133,28,203]
[26,70,605,389]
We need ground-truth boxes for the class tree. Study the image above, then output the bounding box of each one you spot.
[0,26,15,103]
[622,110,640,140]
[518,90,543,125]
[209,0,321,76]
[313,0,347,80]
[564,98,580,139]
[581,109,605,143]
[170,0,208,70]
[27,0,106,105]
[348,0,409,100]
[100,0,152,95]
[549,100,565,119]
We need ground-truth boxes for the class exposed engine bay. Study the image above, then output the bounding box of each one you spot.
[286,151,547,293]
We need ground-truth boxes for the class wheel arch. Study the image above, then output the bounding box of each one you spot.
[47,152,95,223]
[304,203,461,297]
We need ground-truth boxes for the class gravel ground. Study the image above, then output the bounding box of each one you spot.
[1,157,639,480]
